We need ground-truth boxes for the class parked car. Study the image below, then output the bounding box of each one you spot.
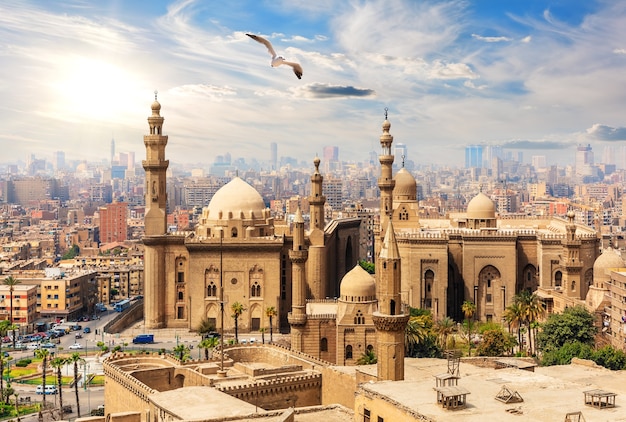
[71,325,82,331]
[83,327,91,334]
[26,343,40,350]
[75,333,83,339]
[36,385,58,395]
[41,342,56,349]
[132,334,154,344]
[68,343,83,350]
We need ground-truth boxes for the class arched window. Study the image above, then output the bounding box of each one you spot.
[320,338,328,352]
[555,271,562,287]
[354,310,365,324]
[178,291,184,301]
[231,228,238,238]
[366,344,373,352]
[345,345,353,360]
[571,280,576,292]
[207,282,217,297]
[251,282,261,297]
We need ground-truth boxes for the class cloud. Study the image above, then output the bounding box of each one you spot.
[614,48,626,55]
[429,61,478,80]
[500,140,570,149]
[471,34,512,43]
[295,83,376,99]
[586,123,626,141]
[521,35,532,43]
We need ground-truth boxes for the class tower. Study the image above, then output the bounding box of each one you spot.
[560,210,583,298]
[307,157,327,299]
[377,109,395,251]
[142,93,169,329]
[373,218,409,381]
[288,208,308,351]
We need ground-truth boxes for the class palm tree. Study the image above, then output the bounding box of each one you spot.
[173,344,189,361]
[231,302,246,343]
[198,337,219,360]
[461,300,476,356]
[0,320,11,400]
[50,357,67,419]
[434,317,455,351]
[503,302,524,353]
[405,315,429,356]
[67,353,85,417]
[514,290,545,354]
[356,349,377,365]
[3,276,21,349]
[265,306,277,343]
[196,317,216,337]
[35,348,50,406]
[259,327,266,344]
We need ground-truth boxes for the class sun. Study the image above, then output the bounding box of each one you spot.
[52,57,140,121]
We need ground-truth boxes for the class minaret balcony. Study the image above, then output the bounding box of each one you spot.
[289,249,308,263]
[288,312,307,326]
[372,312,410,332]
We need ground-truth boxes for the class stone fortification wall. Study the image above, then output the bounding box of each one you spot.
[103,356,156,420]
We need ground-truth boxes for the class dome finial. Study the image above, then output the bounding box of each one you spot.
[154,90,158,101]
[384,107,388,120]
[401,154,405,168]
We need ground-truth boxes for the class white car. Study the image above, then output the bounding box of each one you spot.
[68,343,83,350]
[27,343,40,350]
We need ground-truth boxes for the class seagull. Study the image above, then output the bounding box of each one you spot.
[246,33,303,79]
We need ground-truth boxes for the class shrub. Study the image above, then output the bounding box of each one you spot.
[15,359,32,367]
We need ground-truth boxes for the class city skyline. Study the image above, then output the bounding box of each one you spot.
[1,0,626,167]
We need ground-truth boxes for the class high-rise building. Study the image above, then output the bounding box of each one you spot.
[531,155,546,170]
[99,202,128,243]
[323,146,339,162]
[465,144,483,168]
[111,138,115,166]
[270,142,277,170]
[53,151,65,171]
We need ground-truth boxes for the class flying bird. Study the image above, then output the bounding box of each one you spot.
[246,33,303,79]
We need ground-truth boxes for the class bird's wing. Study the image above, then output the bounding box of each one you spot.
[283,61,303,79]
[246,33,276,58]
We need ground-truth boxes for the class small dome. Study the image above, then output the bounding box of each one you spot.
[593,248,624,282]
[394,168,417,200]
[205,177,266,220]
[340,265,376,302]
[151,100,161,112]
[467,192,496,219]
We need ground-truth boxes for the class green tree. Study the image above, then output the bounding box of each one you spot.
[259,327,266,344]
[540,341,594,366]
[461,300,476,356]
[476,327,514,357]
[173,344,189,362]
[34,349,50,406]
[196,317,216,337]
[61,244,80,260]
[434,317,455,351]
[199,337,219,360]
[231,302,246,343]
[67,353,85,417]
[0,320,11,400]
[265,306,277,343]
[358,260,375,274]
[536,305,596,353]
[3,277,21,350]
[356,349,377,365]
[503,302,524,353]
[50,357,67,418]
[514,290,545,354]
[591,346,626,370]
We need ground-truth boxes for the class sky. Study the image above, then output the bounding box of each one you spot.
[1,0,626,169]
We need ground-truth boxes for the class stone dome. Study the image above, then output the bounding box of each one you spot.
[205,177,266,220]
[467,192,496,219]
[394,168,417,200]
[593,248,624,282]
[151,100,161,112]
[340,265,376,302]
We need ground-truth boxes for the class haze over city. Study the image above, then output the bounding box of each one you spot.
[1,0,626,167]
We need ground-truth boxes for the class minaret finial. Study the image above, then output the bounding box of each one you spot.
[401,154,405,168]
[384,107,388,120]
[154,90,158,101]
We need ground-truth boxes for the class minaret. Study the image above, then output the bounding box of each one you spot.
[561,210,583,298]
[373,218,409,381]
[142,92,169,329]
[307,157,327,299]
[288,208,308,351]
[309,156,325,231]
[377,108,395,252]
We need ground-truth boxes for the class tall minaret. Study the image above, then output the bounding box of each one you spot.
[377,108,395,252]
[142,92,169,329]
[373,218,409,381]
[288,208,308,351]
[309,156,325,231]
[561,210,582,298]
[307,157,327,299]
[143,92,169,236]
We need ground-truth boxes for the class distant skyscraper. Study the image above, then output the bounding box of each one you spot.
[53,151,65,171]
[575,144,594,177]
[99,202,128,243]
[394,143,407,165]
[602,145,615,165]
[270,142,277,170]
[111,138,115,166]
[465,145,483,168]
[323,146,339,162]
[531,155,546,170]
[483,145,503,167]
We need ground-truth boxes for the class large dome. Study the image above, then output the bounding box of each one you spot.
[205,177,266,220]
[394,168,417,201]
[593,248,624,282]
[340,265,376,302]
[467,192,496,219]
